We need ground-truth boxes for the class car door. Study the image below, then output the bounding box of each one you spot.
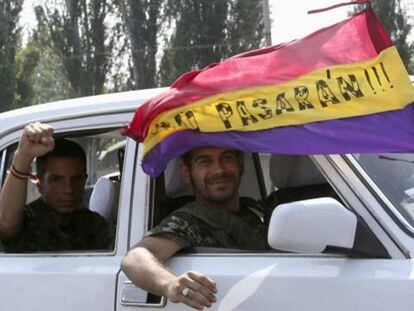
[0,114,137,311]
[116,152,414,311]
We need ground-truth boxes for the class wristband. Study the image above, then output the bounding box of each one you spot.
[8,169,29,180]
[11,164,31,177]
[11,164,32,178]
[9,164,36,180]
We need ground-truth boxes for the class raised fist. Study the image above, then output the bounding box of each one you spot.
[13,122,55,171]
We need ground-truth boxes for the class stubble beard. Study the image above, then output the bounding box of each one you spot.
[191,171,240,204]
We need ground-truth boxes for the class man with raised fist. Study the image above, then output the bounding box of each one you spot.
[0,122,114,252]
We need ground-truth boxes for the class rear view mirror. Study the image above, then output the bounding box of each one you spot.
[268,198,357,253]
[268,197,389,257]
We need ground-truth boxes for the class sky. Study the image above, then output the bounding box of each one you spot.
[270,0,349,44]
[20,0,413,45]
[20,0,350,44]
[270,0,414,44]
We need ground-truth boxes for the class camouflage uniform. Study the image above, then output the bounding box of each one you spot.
[150,199,266,250]
[2,198,115,252]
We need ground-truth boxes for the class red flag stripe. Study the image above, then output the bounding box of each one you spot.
[126,8,392,142]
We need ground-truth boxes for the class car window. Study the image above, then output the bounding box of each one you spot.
[150,153,270,228]
[149,153,340,252]
[0,128,124,254]
[353,153,414,228]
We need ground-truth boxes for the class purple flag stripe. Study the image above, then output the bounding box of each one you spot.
[142,104,414,176]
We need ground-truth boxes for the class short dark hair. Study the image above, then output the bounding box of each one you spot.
[180,148,243,167]
[35,138,87,179]
[180,149,194,167]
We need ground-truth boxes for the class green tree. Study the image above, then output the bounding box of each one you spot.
[374,0,413,73]
[355,0,413,73]
[14,39,40,108]
[227,0,265,55]
[35,0,115,97]
[158,0,229,85]
[159,0,264,85]
[0,0,23,112]
[115,0,162,89]
[30,44,72,104]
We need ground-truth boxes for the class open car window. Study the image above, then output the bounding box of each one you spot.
[149,153,341,253]
[352,153,414,229]
[0,128,125,254]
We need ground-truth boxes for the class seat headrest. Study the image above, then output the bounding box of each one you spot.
[270,155,326,189]
[164,158,193,197]
[89,175,119,223]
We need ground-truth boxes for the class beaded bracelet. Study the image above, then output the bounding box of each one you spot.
[9,164,35,180]
[8,169,28,180]
[11,164,31,177]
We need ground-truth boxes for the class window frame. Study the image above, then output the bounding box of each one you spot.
[345,154,414,237]
[144,152,392,258]
[321,154,408,259]
[0,117,133,257]
[0,149,7,186]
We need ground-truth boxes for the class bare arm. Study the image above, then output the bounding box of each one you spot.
[121,235,217,310]
[0,122,54,240]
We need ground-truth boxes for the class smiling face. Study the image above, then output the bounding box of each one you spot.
[37,156,86,217]
[181,147,244,208]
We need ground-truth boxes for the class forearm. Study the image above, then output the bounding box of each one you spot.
[121,247,176,296]
[122,237,217,310]
[0,153,31,239]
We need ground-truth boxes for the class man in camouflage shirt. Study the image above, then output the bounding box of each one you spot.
[0,122,114,252]
[3,197,115,252]
[122,147,266,310]
[151,198,265,250]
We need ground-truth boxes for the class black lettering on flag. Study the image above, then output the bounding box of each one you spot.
[252,98,272,120]
[174,111,199,130]
[151,121,172,135]
[380,62,393,88]
[276,92,295,115]
[337,74,364,101]
[294,86,315,111]
[236,101,259,126]
[216,102,234,129]
[316,80,340,107]
[370,63,394,91]
[364,69,376,94]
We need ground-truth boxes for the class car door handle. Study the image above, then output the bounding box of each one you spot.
[120,281,166,307]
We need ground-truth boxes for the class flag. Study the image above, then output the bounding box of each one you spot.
[125,6,414,177]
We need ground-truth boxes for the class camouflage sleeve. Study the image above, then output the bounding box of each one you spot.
[85,211,116,250]
[96,215,116,250]
[149,212,203,248]
[102,220,116,250]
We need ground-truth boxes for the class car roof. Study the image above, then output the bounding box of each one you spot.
[1,75,413,136]
[0,87,167,136]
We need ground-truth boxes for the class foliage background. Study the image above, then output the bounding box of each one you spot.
[0,0,412,113]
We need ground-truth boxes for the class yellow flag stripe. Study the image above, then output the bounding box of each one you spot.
[143,47,414,156]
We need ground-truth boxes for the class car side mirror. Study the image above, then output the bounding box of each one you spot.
[268,197,389,258]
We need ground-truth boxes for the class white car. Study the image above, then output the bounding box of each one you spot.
[0,86,414,311]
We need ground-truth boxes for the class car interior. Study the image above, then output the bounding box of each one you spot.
[0,128,125,253]
[149,152,341,252]
[0,128,391,257]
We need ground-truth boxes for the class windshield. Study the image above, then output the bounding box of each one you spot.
[353,153,414,228]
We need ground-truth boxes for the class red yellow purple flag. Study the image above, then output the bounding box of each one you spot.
[125,4,414,176]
